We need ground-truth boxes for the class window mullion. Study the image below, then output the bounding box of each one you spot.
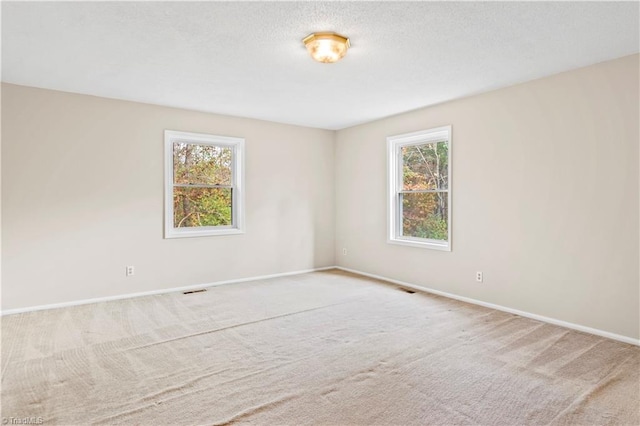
[399,189,448,194]
[397,146,404,237]
[231,146,236,226]
[173,184,233,189]
[398,192,403,237]
[396,146,404,193]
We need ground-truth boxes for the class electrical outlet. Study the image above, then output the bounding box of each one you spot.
[476,271,483,283]
[342,248,348,256]
[126,266,135,277]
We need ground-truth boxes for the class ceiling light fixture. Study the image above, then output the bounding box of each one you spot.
[302,32,350,63]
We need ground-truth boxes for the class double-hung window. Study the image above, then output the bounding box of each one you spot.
[164,130,245,238]
[387,126,451,251]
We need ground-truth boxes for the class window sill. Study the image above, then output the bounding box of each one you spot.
[388,237,451,251]
[165,227,245,239]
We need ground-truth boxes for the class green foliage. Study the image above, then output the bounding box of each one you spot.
[404,213,448,240]
[173,143,231,185]
[173,188,231,227]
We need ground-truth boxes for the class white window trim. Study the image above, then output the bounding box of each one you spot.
[387,125,452,251]
[164,130,245,239]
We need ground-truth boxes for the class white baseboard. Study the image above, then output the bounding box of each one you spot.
[4,264,638,347]
[0,266,335,316]
[336,266,640,347]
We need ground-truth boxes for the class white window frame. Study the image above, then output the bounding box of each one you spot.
[387,126,452,251]
[164,130,245,239]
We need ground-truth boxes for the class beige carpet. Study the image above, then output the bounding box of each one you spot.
[2,270,639,425]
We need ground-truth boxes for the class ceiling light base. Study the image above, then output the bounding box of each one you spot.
[303,32,350,63]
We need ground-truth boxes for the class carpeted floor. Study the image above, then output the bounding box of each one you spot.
[2,270,639,425]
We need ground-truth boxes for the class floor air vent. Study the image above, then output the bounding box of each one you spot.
[183,289,207,295]
[399,288,416,294]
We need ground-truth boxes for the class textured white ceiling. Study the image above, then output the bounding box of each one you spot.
[2,2,638,130]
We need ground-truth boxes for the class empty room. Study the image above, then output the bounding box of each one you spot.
[1,1,639,425]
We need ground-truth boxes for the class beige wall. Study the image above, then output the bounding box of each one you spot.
[1,84,335,310]
[335,54,639,339]
[2,55,638,340]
